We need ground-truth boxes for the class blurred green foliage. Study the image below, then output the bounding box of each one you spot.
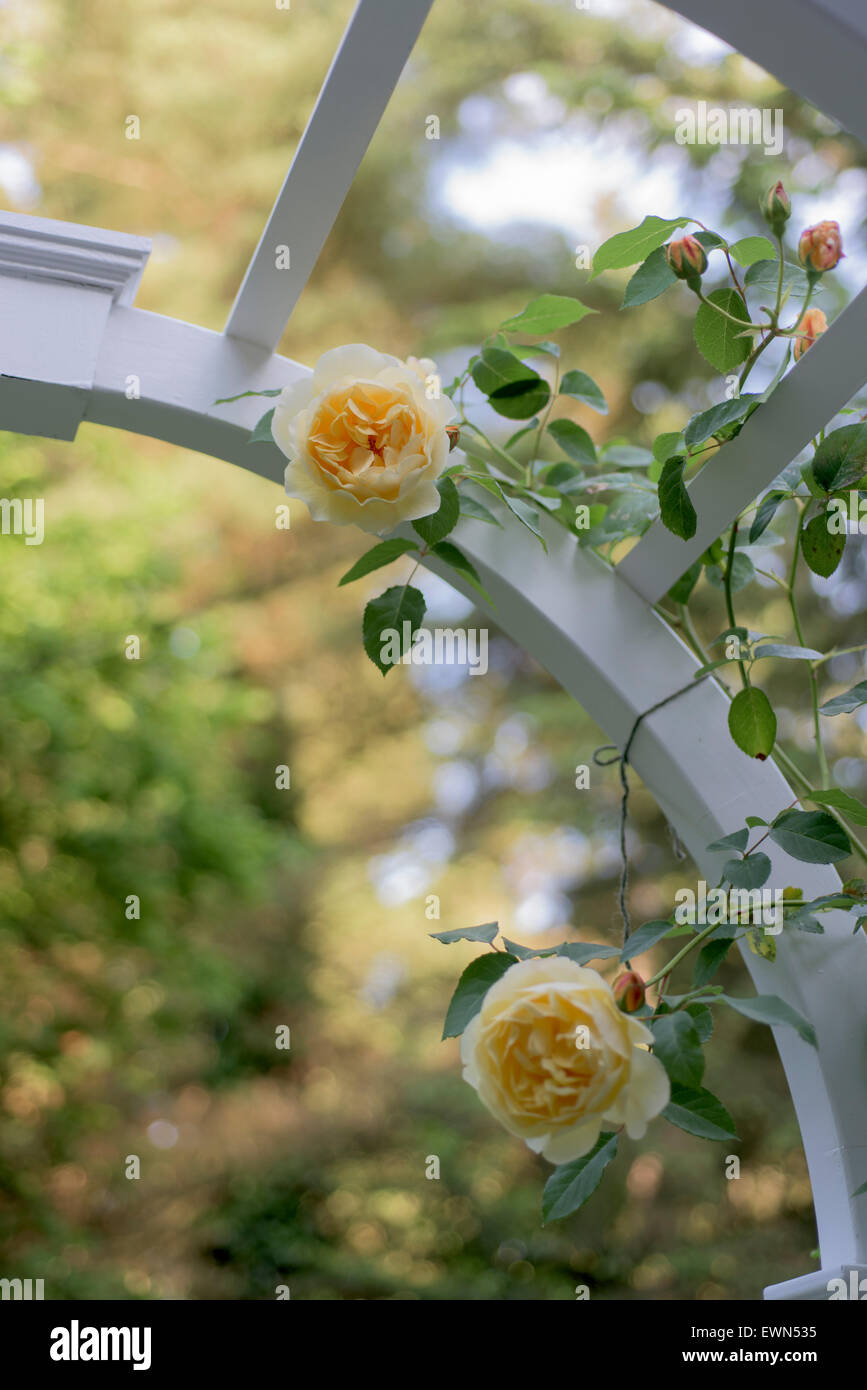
[0,0,864,1299]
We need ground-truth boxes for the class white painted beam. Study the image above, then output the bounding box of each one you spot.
[666,0,867,148]
[0,212,151,439]
[0,211,150,304]
[224,0,435,352]
[765,1265,867,1300]
[618,283,867,604]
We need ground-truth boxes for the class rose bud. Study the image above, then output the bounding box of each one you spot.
[665,234,708,285]
[794,306,828,361]
[798,220,844,273]
[762,180,791,235]
[613,971,646,1014]
[446,425,461,453]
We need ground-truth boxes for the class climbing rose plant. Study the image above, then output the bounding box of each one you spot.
[221,182,867,1220]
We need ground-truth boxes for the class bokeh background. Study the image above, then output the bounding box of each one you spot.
[0,0,865,1300]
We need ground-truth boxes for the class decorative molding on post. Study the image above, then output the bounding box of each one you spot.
[0,212,150,305]
[0,212,151,440]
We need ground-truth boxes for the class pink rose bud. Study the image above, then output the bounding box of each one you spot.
[794,307,828,361]
[665,234,708,283]
[762,181,791,235]
[613,971,646,1013]
[798,220,844,272]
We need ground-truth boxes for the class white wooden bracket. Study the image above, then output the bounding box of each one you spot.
[0,212,150,440]
[765,1264,867,1300]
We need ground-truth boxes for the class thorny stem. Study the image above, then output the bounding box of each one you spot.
[529,358,560,488]
[788,501,831,789]
[724,520,750,688]
[645,920,721,987]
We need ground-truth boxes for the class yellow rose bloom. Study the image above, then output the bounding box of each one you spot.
[272,344,456,536]
[460,956,669,1164]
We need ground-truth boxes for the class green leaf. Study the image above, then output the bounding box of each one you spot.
[603,444,654,468]
[705,552,756,594]
[693,937,733,989]
[694,230,725,251]
[750,491,789,543]
[729,235,777,267]
[430,540,492,604]
[504,420,540,448]
[559,369,608,414]
[667,560,702,604]
[411,477,460,545]
[723,852,771,890]
[543,461,582,488]
[470,347,538,394]
[651,1013,705,1088]
[788,910,823,934]
[362,584,426,676]
[249,408,276,443]
[852,1180,867,1198]
[622,245,677,308]
[728,687,776,758]
[592,215,689,277]
[441,953,518,1039]
[338,538,419,587]
[694,289,752,373]
[719,993,817,1047]
[811,424,867,492]
[517,341,559,359]
[800,512,845,577]
[744,259,813,301]
[820,681,867,717]
[555,942,620,965]
[542,1133,619,1222]
[501,294,596,335]
[547,418,597,466]
[430,923,499,946]
[663,1085,738,1141]
[495,487,547,550]
[458,491,503,527]
[752,642,822,662]
[653,431,683,464]
[489,377,552,420]
[795,890,866,912]
[215,387,283,403]
[770,808,851,864]
[658,455,696,540]
[706,828,749,855]
[501,938,543,960]
[745,816,768,828]
[747,929,777,962]
[683,394,761,449]
[621,919,676,960]
[686,1002,714,1042]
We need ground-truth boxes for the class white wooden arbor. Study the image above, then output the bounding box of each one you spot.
[1,0,866,1300]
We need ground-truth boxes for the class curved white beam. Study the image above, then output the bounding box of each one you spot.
[72,304,867,1290]
[224,0,435,352]
[666,0,867,148]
